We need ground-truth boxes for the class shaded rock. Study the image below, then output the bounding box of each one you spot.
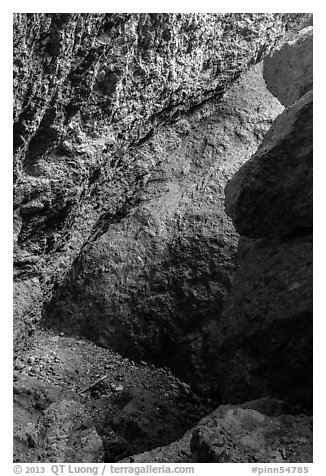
[208,233,312,410]
[264,27,313,106]
[43,63,283,394]
[236,397,290,417]
[225,91,312,239]
[190,406,312,463]
[13,375,104,463]
[13,278,43,353]
[14,14,306,358]
[15,329,217,463]
[121,401,312,463]
[35,400,104,462]
[219,27,313,411]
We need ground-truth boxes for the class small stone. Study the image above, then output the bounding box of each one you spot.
[14,360,25,370]
[114,385,124,392]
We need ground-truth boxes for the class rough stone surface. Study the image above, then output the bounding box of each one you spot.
[13,14,313,464]
[190,406,312,463]
[122,402,312,463]
[225,91,312,239]
[13,13,306,358]
[43,63,283,394]
[217,33,313,412]
[14,329,217,463]
[13,376,104,463]
[13,278,43,353]
[207,233,312,410]
[263,27,313,106]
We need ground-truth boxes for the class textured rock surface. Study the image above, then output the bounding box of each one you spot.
[122,402,312,463]
[13,278,43,352]
[208,233,312,409]
[216,29,313,411]
[14,329,218,463]
[13,376,104,462]
[43,63,283,394]
[13,14,313,464]
[225,91,312,238]
[263,27,313,107]
[13,13,307,357]
[190,407,312,463]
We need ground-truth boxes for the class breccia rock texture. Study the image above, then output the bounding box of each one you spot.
[263,26,313,107]
[209,233,312,408]
[14,376,104,463]
[43,63,283,394]
[13,278,43,352]
[190,407,312,463]
[13,13,307,357]
[214,29,313,410]
[14,329,218,463]
[225,90,312,239]
[13,13,313,464]
[121,400,312,463]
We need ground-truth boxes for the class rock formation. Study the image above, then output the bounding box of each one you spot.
[43,62,283,394]
[14,13,305,356]
[122,399,312,463]
[211,26,313,411]
[13,13,313,463]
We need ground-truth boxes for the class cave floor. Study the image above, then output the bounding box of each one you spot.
[13,328,218,462]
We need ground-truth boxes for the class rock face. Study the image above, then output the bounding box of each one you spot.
[190,407,312,463]
[43,63,283,394]
[13,376,104,462]
[13,14,313,464]
[122,400,312,463]
[13,13,307,357]
[263,27,313,107]
[13,278,43,352]
[213,29,313,410]
[225,91,312,238]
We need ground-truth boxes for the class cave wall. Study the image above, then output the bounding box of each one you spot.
[43,63,283,394]
[209,28,313,410]
[14,14,311,395]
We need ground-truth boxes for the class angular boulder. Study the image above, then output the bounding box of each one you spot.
[43,64,283,394]
[218,26,313,411]
[14,376,104,463]
[190,406,312,463]
[211,233,312,410]
[225,91,312,239]
[121,401,312,463]
[263,27,313,106]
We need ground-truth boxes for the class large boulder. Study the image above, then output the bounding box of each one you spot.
[263,27,313,106]
[14,14,307,357]
[43,63,283,394]
[190,406,312,463]
[121,401,312,463]
[209,233,312,410]
[225,91,312,238]
[217,28,313,410]
[13,376,104,463]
